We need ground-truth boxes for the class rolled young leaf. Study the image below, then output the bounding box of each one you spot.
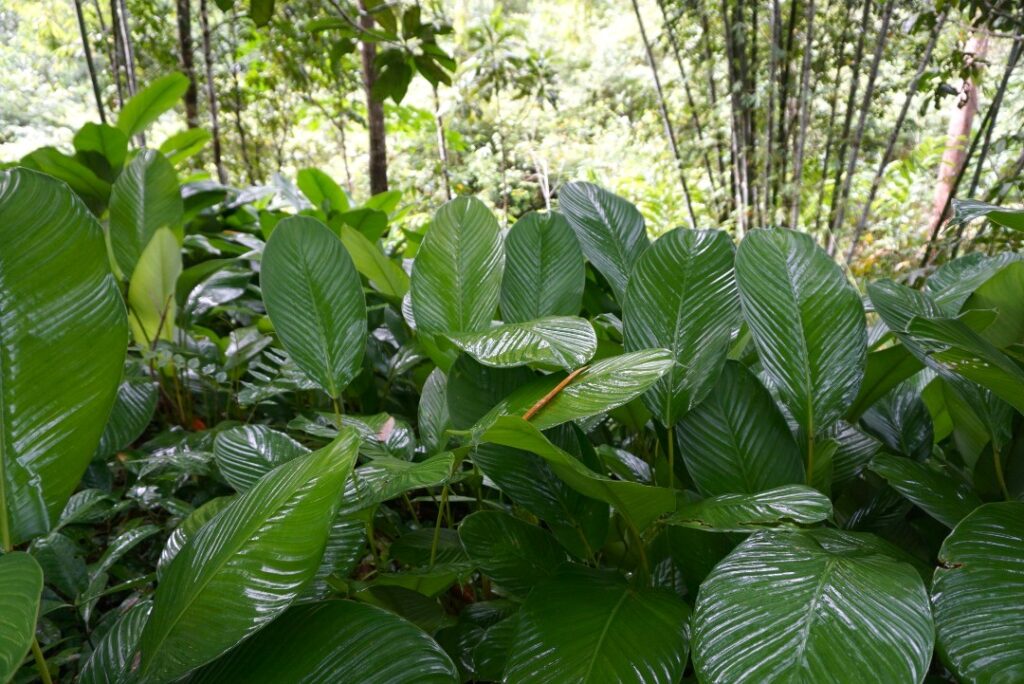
[0,552,43,683]
[0,168,128,545]
[504,566,690,684]
[692,528,934,684]
[260,215,367,399]
[500,211,585,322]
[623,228,740,425]
[188,600,458,683]
[447,316,597,371]
[137,428,361,682]
[931,502,1024,683]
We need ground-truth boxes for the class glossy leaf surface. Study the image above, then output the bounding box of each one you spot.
[669,485,832,532]
[447,316,596,370]
[500,211,585,322]
[127,227,181,345]
[213,425,310,492]
[869,453,981,529]
[458,511,568,597]
[0,552,43,683]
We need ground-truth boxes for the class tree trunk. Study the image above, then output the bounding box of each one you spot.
[359,0,388,196]
[788,0,816,229]
[199,0,227,183]
[773,0,799,215]
[721,0,747,235]
[632,0,697,227]
[433,88,452,201]
[177,0,200,129]
[108,0,125,109]
[74,0,107,124]
[698,1,730,211]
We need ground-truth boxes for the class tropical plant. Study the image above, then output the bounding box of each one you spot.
[0,140,1022,684]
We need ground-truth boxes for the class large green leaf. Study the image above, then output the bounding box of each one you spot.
[692,529,934,683]
[136,429,360,682]
[962,261,1024,347]
[677,361,803,496]
[116,73,190,138]
[931,502,1024,683]
[669,485,832,532]
[447,316,596,371]
[342,452,455,513]
[260,215,367,399]
[20,146,111,213]
[108,149,183,279]
[127,227,181,345]
[0,168,128,544]
[478,417,675,531]
[296,167,349,214]
[95,371,158,458]
[458,511,568,598]
[623,228,739,425]
[79,601,151,684]
[474,349,673,431]
[558,181,648,303]
[213,425,310,493]
[869,453,981,529]
[735,229,866,476]
[0,552,43,683]
[73,122,128,178]
[446,356,534,430]
[189,600,458,683]
[500,211,585,322]
[504,566,690,684]
[338,225,409,300]
[411,196,503,335]
[419,368,450,454]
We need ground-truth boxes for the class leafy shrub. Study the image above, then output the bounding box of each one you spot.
[0,103,1023,683]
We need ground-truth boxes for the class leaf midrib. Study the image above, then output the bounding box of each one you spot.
[580,587,631,682]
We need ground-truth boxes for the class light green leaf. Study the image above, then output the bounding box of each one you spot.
[458,511,568,598]
[677,361,803,496]
[189,600,458,683]
[296,168,349,214]
[963,261,1024,347]
[20,146,111,212]
[137,429,361,682]
[735,229,866,477]
[127,227,181,345]
[869,454,981,529]
[0,552,43,683]
[692,529,934,684]
[505,566,690,684]
[158,128,211,166]
[73,122,128,175]
[213,425,311,493]
[623,228,739,425]
[0,168,128,544]
[932,502,1024,684]
[157,496,235,580]
[341,452,455,514]
[447,316,596,371]
[338,225,409,299]
[116,73,190,138]
[478,417,675,531]
[260,215,367,399]
[500,211,585,322]
[668,485,832,532]
[250,0,275,26]
[558,181,648,303]
[411,196,503,340]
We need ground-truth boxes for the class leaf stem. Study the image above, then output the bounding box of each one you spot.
[31,637,53,684]
[666,428,675,489]
[429,483,450,568]
[993,443,1011,501]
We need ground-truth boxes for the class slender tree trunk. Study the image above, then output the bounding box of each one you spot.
[829,0,895,255]
[773,0,799,214]
[698,3,730,205]
[764,0,780,223]
[116,0,137,96]
[359,0,388,195]
[824,0,871,253]
[433,88,452,201]
[788,0,816,229]
[721,0,747,235]
[74,0,107,124]
[846,13,947,263]
[199,0,227,183]
[921,34,989,265]
[229,14,255,185]
[108,0,125,109]
[177,0,200,128]
[632,0,697,227]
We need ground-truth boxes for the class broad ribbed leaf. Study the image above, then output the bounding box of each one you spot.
[478,417,675,531]
[342,452,455,514]
[79,601,152,684]
[127,227,181,345]
[296,168,349,214]
[963,261,1024,347]
[623,228,739,425]
[447,316,596,371]
[73,122,128,177]
[137,429,360,682]
[869,454,981,529]
[476,349,673,431]
[925,252,1023,315]
[0,168,128,544]
[446,356,534,430]
[213,425,310,493]
[932,502,1024,683]
[108,149,183,278]
[410,196,503,335]
[677,361,803,496]
[116,73,190,138]
[189,600,458,683]
[338,225,409,299]
[0,552,43,683]
[500,211,585,322]
[558,181,648,303]
[692,529,934,684]
[669,485,831,532]
[735,229,866,478]
[95,371,158,458]
[504,566,690,684]
[419,368,450,454]
[861,379,933,460]
[260,216,367,399]
[459,511,568,598]
[157,496,235,580]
